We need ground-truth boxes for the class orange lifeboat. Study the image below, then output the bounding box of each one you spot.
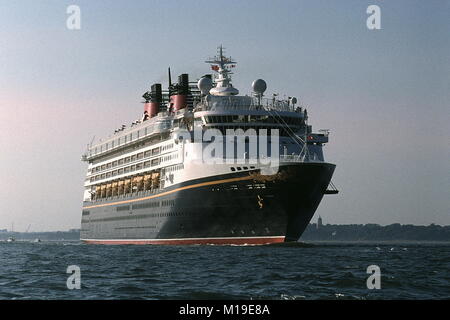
[95,185,101,200]
[106,183,112,197]
[152,172,160,188]
[100,184,106,198]
[111,182,118,196]
[144,174,152,190]
[124,179,131,194]
[118,180,124,195]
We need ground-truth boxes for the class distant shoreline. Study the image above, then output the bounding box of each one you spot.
[301,223,450,241]
[1,223,450,242]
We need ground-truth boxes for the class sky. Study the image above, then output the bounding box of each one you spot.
[0,0,449,231]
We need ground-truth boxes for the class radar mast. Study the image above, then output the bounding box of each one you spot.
[205,45,239,96]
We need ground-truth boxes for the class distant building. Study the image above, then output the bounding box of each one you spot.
[0,229,7,233]
[317,216,323,229]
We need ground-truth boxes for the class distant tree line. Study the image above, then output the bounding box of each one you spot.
[301,223,450,241]
[0,230,80,241]
[2,224,450,242]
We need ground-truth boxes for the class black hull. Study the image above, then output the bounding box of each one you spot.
[80,162,335,244]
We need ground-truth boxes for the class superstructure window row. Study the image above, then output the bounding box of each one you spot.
[90,158,161,182]
[205,126,301,137]
[203,115,304,126]
[91,146,162,174]
[165,164,184,173]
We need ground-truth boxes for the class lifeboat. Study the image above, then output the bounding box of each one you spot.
[144,174,152,190]
[136,176,144,191]
[100,184,106,198]
[118,180,124,195]
[95,185,101,199]
[124,179,131,194]
[131,177,138,192]
[112,182,118,196]
[152,172,160,188]
[106,183,112,197]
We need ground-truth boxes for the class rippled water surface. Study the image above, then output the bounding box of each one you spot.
[1,241,449,299]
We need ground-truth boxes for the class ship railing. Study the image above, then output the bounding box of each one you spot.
[279,154,306,163]
[195,96,301,113]
[86,119,172,159]
[279,154,325,163]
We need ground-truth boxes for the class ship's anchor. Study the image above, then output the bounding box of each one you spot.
[257,195,264,209]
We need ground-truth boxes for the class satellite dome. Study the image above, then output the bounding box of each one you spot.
[290,97,298,105]
[197,77,213,95]
[252,79,267,95]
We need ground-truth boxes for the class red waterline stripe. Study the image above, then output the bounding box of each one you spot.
[81,236,285,246]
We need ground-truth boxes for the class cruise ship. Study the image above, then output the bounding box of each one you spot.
[80,47,337,245]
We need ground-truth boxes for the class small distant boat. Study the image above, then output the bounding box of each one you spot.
[7,222,16,242]
[33,238,41,243]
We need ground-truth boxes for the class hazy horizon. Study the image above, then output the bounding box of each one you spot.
[1,0,449,232]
